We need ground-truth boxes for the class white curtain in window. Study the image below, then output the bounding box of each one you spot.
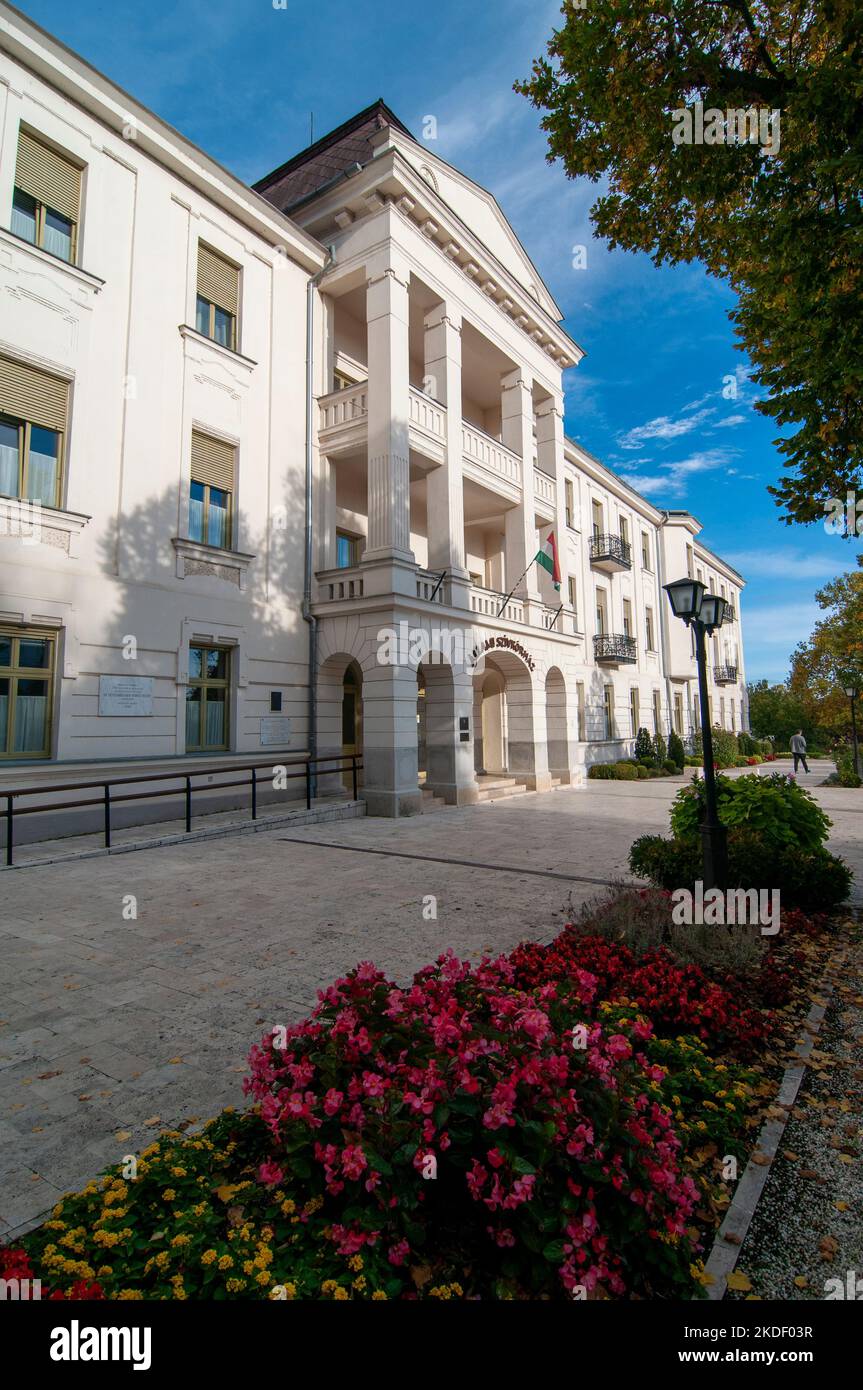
[0,431,18,496]
[185,696,199,749]
[0,691,7,752]
[25,444,57,505]
[42,216,72,262]
[13,694,46,752]
[205,698,225,747]
[10,201,36,243]
[189,494,204,542]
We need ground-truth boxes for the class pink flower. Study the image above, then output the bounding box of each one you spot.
[387,1239,410,1267]
[257,1161,284,1187]
[323,1088,344,1116]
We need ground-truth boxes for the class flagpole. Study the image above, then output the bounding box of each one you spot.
[496,559,535,618]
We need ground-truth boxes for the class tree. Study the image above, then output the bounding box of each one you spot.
[634,725,653,761]
[518,1,863,526]
[788,558,863,740]
[747,678,811,745]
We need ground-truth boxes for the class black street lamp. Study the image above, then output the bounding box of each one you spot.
[664,577,728,889]
[842,684,862,778]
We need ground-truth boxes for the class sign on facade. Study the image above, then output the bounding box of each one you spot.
[260,716,292,746]
[98,676,154,717]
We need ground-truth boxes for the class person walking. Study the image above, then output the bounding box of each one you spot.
[790,729,809,774]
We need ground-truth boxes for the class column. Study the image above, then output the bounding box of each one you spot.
[364,261,413,566]
[501,368,541,614]
[423,304,469,605]
[361,663,422,817]
[536,396,569,631]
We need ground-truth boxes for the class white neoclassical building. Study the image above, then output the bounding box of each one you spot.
[0,5,747,821]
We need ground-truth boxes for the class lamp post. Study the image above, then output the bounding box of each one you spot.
[842,685,861,778]
[663,578,728,889]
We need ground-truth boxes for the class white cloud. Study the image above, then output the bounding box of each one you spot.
[713,414,747,428]
[617,408,715,450]
[723,548,851,581]
[620,448,732,499]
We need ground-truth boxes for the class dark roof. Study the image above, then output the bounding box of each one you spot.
[253,100,414,214]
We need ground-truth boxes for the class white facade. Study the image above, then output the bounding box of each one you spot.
[0,6,747,819]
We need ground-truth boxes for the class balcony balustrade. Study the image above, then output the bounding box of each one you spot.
[594,632,637,665]
[589,532,632,572]
[713,665,738,685]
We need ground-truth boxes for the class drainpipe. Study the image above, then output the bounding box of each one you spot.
[303,245,335,794]
[655,514,676,742]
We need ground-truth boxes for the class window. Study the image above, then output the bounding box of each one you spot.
[591,499,603,539]
[190,431,235,548]
[568,574,577,618]
[720,697,726,728]
[0,356,68,507]
[652,690,662,735]
[0,629,55,759]
[673,692,683,735]
[196,243,239,350]
[577,681,586,741]
[630,688,639,737]
[622,598,633,639]
[645,606,655,651]
[686,544,694,577]
[186,645,230,752]
[730,699,736,732]
[336,531,359,568]
[641,531,650,569]
[619,515,629,547]
[603,686,615,739]
[11,130,81,264]
[565,479,574,528]
[333,370,358,392]
[595,589,607,635]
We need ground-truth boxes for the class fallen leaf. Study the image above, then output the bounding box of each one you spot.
[726,1271,752,1292]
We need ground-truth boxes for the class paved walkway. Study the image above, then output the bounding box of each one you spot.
[1,760,859,1236]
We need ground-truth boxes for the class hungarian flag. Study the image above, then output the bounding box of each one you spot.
[535,532,561,590]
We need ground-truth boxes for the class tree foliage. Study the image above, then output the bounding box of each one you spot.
[788,557,863,737]
[518,1,863,525]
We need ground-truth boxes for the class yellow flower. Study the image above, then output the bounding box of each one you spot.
[201,1250,217,1266]
[348,1255,363,1273]
[118,1289,144,1300]
[280,1198,296,1217]
[171,1234,191,1249]
[256,1270,271,1286]
[162,1189,176,1202]
[333,1286,349,1300]
[371,1290,387,1301]
[171,1167,187,1179]
[218,1255,234,1271]
[97,1266,112,1279]
[353,1276,367,1292]
[226,1278,246,1293]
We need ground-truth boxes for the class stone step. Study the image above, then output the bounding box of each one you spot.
[475,779,529,802]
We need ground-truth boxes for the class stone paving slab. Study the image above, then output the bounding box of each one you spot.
[0,764,859,1236]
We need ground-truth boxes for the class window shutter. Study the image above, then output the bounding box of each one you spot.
[191,430,235,492]
[0,355,69,432]
[197,244,239,316]
[15,130,81,223]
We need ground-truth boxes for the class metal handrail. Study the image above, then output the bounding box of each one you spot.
[589,532,632,567]
[2,753,363,867]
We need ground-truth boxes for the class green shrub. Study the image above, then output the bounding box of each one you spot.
[734,757,750,767]
[662,759,678,774]
[635,764,649,779]
[668,731,685,770]
[684,755,701,766]
[613,763,638,780]
[634,726,653,762]
[670,772,831,854]
[710,727,739,768]
[652,730,667,764]
[588,763,616,779]
[737,732,757,757]
[628,830,851,911]
[836,748,862,788]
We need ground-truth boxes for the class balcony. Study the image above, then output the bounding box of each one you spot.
[594,633,637,665]
[317,381,447,462]
[723,601,736,623]
[589,532,632,572]
[714,665,738,685]
[461,422,522,502]
[533,466,556,521]
[469,583,525,625]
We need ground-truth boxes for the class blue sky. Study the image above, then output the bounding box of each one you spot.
[17,0,858,682]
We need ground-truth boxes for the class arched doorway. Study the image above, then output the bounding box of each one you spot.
[545,666,568,781]
[472,651,538,780]
[341,661,363,789]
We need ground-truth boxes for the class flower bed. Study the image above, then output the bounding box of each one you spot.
[7,896,836,1301]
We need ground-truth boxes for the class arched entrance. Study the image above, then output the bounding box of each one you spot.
[341,661,363,788]
[472,650,540,782]
[545,666,568,781]
[317,653,364,795]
